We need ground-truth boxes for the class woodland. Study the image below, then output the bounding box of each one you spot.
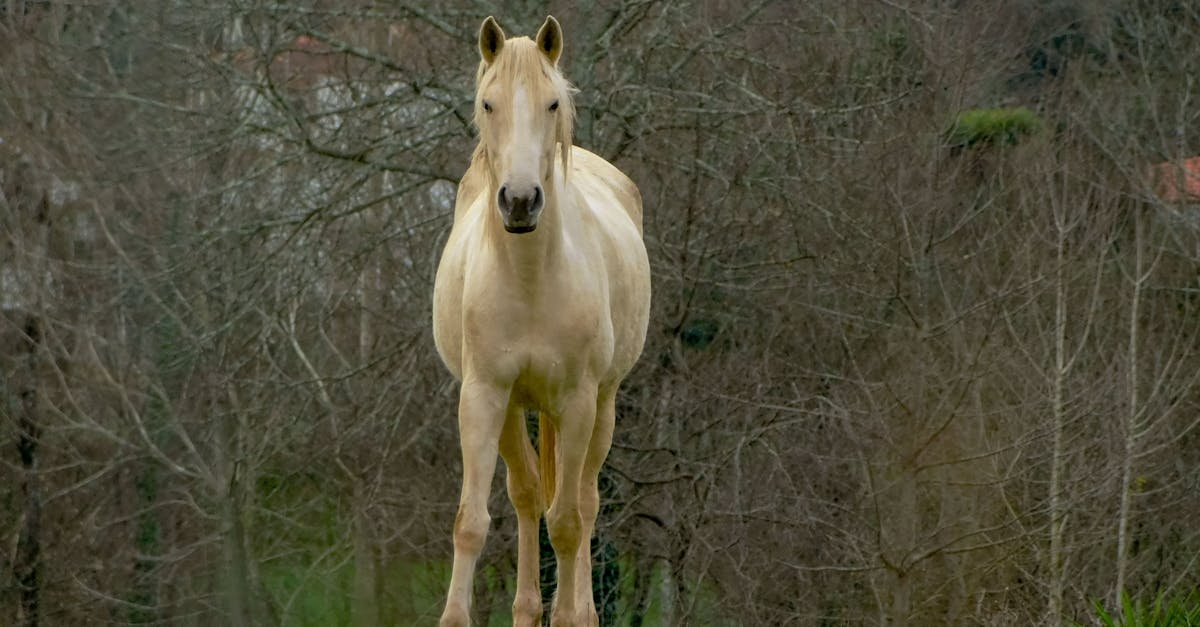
[2,1,1199,625]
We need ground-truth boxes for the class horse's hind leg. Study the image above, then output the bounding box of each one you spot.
[440,381,508,627]
[573,387,616,627]
[499,404,543,627]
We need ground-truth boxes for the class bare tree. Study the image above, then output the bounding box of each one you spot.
[2,1,1198,625]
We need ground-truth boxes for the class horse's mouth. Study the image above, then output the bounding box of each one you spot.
[504,224,537,234]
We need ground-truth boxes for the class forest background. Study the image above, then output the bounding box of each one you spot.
[2,1,1199,625]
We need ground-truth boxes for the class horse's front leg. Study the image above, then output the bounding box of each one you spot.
[573,387,617,627]
[440,380,508,627]
[499,404,544,627]
[546,382,598,627]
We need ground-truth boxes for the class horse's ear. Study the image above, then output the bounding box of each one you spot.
[535,16,563,65]
[479,16,505,64]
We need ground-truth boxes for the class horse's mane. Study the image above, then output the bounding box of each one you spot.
[472,37,577,177]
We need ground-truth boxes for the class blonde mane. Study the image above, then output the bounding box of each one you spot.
[472,37,577,177]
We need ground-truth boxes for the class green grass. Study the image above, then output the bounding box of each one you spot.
[264,560,449,626]
[947,106,1043,148]
[262,558,737,626]
[1090,591,1200,627]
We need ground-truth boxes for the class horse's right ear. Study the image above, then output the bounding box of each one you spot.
[479,16,505,64]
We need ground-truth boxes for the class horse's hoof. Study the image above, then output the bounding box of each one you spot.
[511,610,540,624]
[439,606,470,627]
[575,600,598,626]
[549,609,594,627]
[512,590,542,626]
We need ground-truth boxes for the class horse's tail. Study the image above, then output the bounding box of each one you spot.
[538,411,556,511]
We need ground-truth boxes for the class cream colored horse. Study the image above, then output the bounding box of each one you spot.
[432,15,650,627]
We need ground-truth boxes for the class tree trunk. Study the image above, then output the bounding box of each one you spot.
[658,558,677,627]
[883,464,917,627]
[13,313,42,627]
[1113,209,1144,606]
[1047,212,1068,625]
[352,489,380,627]
[218,404,251,627]
[628,556,654,627]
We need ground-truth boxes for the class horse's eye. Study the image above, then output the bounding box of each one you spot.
[549,100,559,112]
[483,101,492,113]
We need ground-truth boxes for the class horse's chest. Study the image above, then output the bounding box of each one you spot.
[463,294,610,384]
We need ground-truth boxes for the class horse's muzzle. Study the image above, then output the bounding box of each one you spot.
[498,184,543,234]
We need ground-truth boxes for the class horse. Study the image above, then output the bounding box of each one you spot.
[431,15,651,627]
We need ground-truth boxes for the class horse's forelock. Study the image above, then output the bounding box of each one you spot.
[474,38,575,176]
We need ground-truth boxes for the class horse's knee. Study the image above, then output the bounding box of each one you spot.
[453,505,491,555]
[506,473,542,514]
[579,485,599,521]
[546,505,582,555]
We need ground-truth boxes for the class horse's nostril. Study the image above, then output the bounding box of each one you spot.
[497,184,544,221]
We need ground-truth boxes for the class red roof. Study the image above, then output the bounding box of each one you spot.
[1150,157,1200,202]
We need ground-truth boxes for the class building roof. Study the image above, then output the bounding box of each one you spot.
[1150,156,1200,202]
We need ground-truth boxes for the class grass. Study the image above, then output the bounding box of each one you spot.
[261,558,737,626]
[263,560,449,626]
[1090,591,1200,627]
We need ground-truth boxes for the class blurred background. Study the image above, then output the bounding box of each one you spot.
[2,1,1199,625]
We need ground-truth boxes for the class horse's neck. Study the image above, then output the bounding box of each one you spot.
[468,146,570,284]
[488,181,566,281]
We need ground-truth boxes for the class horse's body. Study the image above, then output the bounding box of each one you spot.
[432,16,650,627]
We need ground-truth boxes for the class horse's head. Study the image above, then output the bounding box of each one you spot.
[474,16,575,234]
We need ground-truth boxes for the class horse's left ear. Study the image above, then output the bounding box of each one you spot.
[535,16,563,65]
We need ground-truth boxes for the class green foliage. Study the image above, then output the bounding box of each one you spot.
[266,565,353,627]
[947,107,1043,148]
[680,319,719,349]
[264,561,449,626]
[593,535,621,626]
[1091,591,1200,627]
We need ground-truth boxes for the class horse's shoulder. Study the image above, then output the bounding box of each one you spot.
[454,147,490,221]
[569,147,643,234]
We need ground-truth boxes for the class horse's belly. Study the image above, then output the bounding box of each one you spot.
[570,171,651,383]
[432,248,467,381]
[600,237,651,384]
